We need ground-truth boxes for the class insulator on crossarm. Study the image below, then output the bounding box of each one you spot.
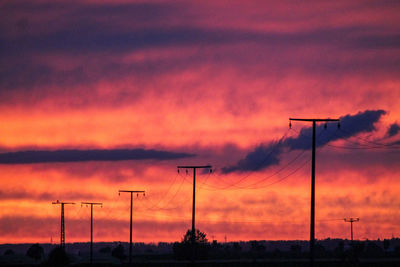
[289,121,292,129]
[337,122,341,129]
[177,169,180,174]
[143,192,145,197]
[186,169,188,175]
[210,168,212,173]
[324,123,327,129]
[137,193,139,197]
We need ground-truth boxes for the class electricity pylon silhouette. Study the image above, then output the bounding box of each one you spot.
[344,217,359,241]
[81,202,102,264]
[119,190,145,264]
[52,200,75,248]
[177,165,212,261]
[289,117,339,267]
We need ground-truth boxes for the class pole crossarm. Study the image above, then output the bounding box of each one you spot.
[177,165,212,169]
[289,118,340,122]
[119,190,145,193]
[344,217,360,222]
[81,202,103,206]
[52,201,75,205]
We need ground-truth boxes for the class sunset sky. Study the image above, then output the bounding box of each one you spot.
[1,0,400,244]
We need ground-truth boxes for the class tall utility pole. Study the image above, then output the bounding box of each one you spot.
[81,202,103,264]
[344,217,359,241]
[289,118,339,267]
[52,200,75,248]
[119,190,145,264]
[177,165,212,260]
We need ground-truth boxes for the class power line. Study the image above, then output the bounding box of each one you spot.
[206,129,292,189]
[141,174,188,211]
[339,128,400,148]
[333,129,400,149]
[138,174,181,210]
[248,157,311,189]
[230,150,309,190]
[198,151,310,191]
[197,130,321,191]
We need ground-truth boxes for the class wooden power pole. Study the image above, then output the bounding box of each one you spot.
[81,202,103,264]
[119,190,145,264]
[289,118,339,267]
[177,165,212,261]
[344,217,359,242]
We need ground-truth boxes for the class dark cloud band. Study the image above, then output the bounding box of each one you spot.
[0,148,194,164]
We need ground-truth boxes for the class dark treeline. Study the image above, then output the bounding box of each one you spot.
[1,237,400,266]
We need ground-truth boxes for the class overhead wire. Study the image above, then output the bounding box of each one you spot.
[338,128,400,148]
[197,129,301,191]
[137,173,180,210]
[141,173,189,211]
[244,126,334,190]
[204,129,292,189]
[326,129,400,150]
[199,127,327,191]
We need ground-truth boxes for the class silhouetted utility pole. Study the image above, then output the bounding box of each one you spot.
[289,118,339,267]
[344,217,359,241]
[177,165,212,261]
[119,190,145,264]
[52,200,75,248]
[81,202,102,264]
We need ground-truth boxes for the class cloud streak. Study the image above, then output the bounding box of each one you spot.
[0,189,105,201]
[0,148,194,164]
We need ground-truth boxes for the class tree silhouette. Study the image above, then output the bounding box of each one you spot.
[26,244,44,261]
[182,229,208,244]
[173,229,210,260]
